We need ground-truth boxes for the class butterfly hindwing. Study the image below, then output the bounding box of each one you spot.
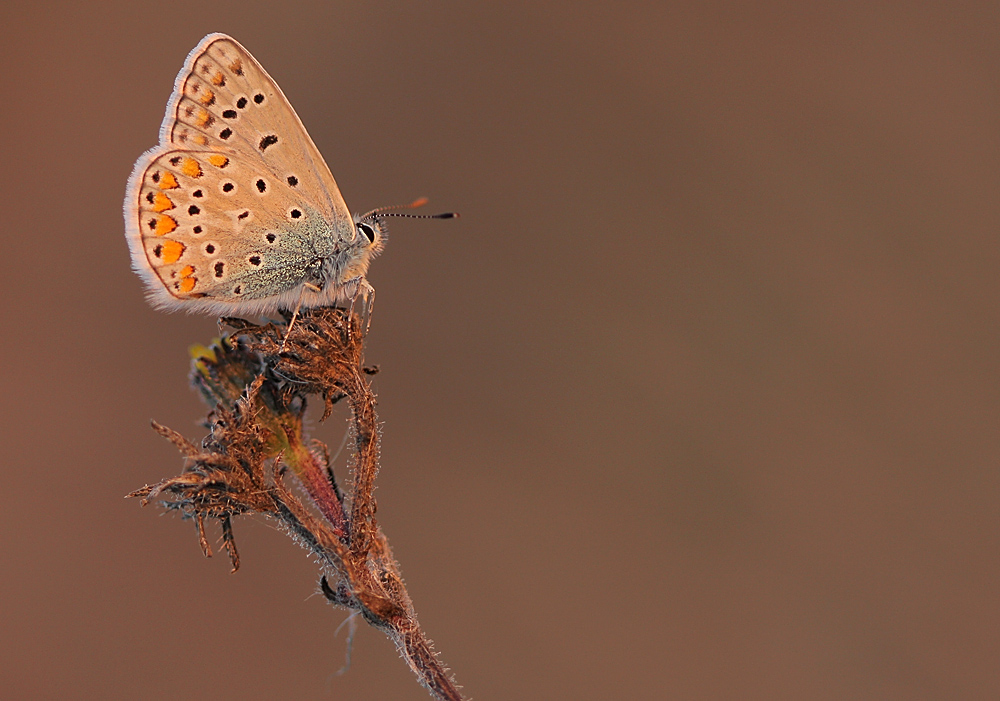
[133,148,333,304]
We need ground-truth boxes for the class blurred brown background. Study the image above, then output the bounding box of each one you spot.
[1,1,998,698]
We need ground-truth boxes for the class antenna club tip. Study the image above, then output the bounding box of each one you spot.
[436,212,459,219]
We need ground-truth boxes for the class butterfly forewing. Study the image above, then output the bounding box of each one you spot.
[169,37,348,213]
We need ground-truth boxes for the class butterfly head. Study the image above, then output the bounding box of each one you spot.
[352,213,388,257]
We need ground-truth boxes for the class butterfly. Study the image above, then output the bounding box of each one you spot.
[124,33,453,318]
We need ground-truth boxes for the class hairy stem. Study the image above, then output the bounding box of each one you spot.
[128,308,464,700]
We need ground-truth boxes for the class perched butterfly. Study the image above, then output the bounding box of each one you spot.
[124,33,454,317]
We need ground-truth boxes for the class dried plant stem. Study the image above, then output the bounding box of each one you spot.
[128,307,463,701]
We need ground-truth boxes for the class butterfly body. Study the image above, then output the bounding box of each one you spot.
[125,33,384,316]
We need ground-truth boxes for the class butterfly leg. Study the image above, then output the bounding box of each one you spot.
[345,276,375,338]
[281,282,322,352]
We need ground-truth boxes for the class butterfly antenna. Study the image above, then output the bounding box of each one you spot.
[360,197,459,222]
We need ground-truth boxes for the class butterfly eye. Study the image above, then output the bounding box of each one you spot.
[357,223,376,244]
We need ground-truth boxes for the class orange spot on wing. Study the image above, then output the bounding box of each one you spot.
[199,89,215,105]
[153,215,178,236]
[195,109,213,127]
[181,158,202,178]
[230,59,243,75]
[160,240,185,263]
[207,154,229,168]
[178,265,195,277]
[193,135,208,146]
[211,71,225,86]
[151,193,174,212]
[179,276,197,293]
[158,172,179,189]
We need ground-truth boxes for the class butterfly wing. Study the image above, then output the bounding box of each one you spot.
[124,33,355,314]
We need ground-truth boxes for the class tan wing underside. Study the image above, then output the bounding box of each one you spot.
[124,33,353,309]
